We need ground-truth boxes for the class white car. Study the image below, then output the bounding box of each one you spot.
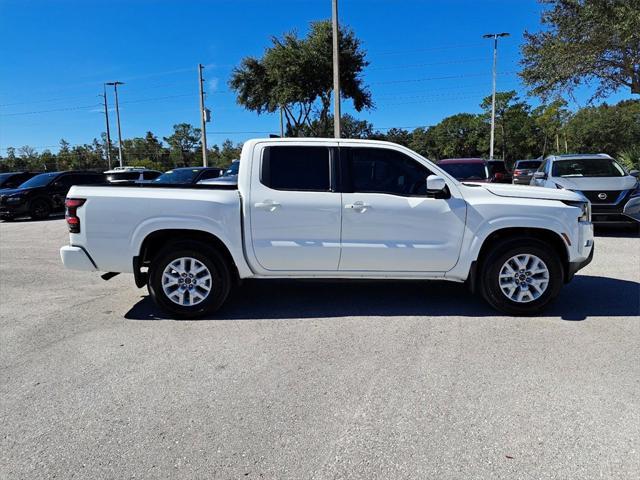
[61,138,594,317]
[104,166,162,184]
[530,154,639,225]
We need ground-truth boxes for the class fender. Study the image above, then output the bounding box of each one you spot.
[130,215,253,278]
[445,213,571,282]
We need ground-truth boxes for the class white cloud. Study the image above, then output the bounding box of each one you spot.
[208,77,219,92]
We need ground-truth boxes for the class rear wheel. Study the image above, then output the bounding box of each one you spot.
[29,199,51,220]
[148,241,231,319]
[480,239,564,316]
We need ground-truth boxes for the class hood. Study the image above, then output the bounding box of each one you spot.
[553,175,637,191]
[0,187,37,196]
[477,183,586,202]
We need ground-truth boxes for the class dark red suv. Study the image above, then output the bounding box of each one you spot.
[438,158,511,183]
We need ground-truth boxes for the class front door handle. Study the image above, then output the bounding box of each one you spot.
[254,199,281,212]
[345,201,370,212]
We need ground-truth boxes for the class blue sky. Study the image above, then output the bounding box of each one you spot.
[0,0,633,154]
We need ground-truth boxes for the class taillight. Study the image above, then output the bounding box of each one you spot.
[65,198,86,233]
[514,169,523,175]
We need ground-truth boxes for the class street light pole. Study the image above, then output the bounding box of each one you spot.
[332,0,341,139]
[198,64,208,167]
[483,32,509,160]
[99,84,112,170]
[106,81,125,167]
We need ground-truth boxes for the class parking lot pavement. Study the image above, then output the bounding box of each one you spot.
[1,219,639,479]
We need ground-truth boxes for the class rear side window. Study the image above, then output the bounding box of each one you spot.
[200,169,221,180]
[261,146,331,191]
[142,171,161,180]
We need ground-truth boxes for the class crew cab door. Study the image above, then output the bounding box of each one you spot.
[338,146,466,272]
[248,144,341,271]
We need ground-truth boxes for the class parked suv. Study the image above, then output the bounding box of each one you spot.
[153,167,223,184]
[104,166,162,184]
[438,158,509,183]
[0,171,105,220]
[530,154,639,224]
[512,159,542,185]
[0,171,40,190]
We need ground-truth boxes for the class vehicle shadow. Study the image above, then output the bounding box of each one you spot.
[594,225,639,238]
[0,214,64,223]
[124,275,639,322]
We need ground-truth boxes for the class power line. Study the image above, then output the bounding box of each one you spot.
[372,71,516,85]
[368,58,486,71]
[0,103,103,117]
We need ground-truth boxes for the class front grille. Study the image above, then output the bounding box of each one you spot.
[581,190,624,204]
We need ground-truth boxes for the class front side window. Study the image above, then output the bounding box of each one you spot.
[552,158,626,178]
[261,146,331,191]
[346,148,431,196]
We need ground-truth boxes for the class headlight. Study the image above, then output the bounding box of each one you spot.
[562,200,591,222]
[6,196,24,204]
[577,202,591,222]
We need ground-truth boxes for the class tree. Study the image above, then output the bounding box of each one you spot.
[229,20,372,136]
[565,99,640,156]
[480,91,540,163]
[532,99,572,156]
[298,114,374,138]
[521,0,640,99]
[163,123,201,167]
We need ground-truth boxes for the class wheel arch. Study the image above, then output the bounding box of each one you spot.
[135,229,241,287]
[468,227,570,292]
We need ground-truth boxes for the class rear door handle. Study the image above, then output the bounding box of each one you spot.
[345,201,370,212]
[254,199,281,211]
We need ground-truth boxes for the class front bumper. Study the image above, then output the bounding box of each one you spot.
[60,245,97,271]
[0,202,29,217]
[566,244,594,282]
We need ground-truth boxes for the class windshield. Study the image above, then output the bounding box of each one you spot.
[18,172,57,188]
[439,163,488,181]
[154,169,200,184]
[516,161,541,170]
[223,162,239,176]
[552,158,626,177]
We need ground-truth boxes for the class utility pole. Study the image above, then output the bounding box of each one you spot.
[279,106,284,137]
[482,32,509,160]
[106,81,125,167]
[332,0,341,138]
[198,64,208,167]
[99,84,112,170]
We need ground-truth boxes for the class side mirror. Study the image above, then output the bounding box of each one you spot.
[426,175,449,199]
[629,169,639,178]
[623,196,640,223]
[533,171,547,180]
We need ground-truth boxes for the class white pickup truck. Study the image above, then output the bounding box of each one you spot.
[60,138,594,317]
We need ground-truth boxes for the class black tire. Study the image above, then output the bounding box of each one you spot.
[29,198,52,220]
[479,238,564,316]
[147,241,232,319]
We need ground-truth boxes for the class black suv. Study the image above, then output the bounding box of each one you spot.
[0,171,40,190]
[0,171,105,220]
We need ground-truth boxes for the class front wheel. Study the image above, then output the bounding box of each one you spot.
[480,239,564,316]
[29,199,51,220]
[148,242,232,319]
